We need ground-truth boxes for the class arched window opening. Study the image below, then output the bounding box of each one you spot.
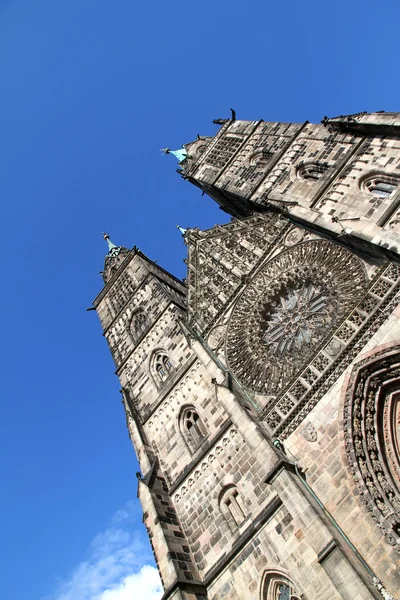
[130,311,149,341]
[249,149,273,167]
[297,162,329,182]
[362,175,399,198]
[276,584,301,600]
[262,571,302,600]
[180,406,207,452]
[154,352,173,384]
[219,485,246,530]
[162,354,173,373]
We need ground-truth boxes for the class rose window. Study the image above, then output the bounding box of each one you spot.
[226,240,368,394]
[261,281,332,356]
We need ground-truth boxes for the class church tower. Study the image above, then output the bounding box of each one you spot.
[92,112,400,600]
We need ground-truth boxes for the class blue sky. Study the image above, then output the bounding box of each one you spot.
[1,1,399,599]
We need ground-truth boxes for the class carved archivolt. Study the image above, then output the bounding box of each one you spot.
[344,346,400,551]
[227,240,368,394]
[261,569,302,600]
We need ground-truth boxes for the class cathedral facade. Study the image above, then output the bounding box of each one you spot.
[92,112,400,600]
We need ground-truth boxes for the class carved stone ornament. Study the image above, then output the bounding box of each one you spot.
[284,226,307,247]
[207,325,226,350]
[301,422,318,443]
[226,240,368,394]
[344,347,400,552]
[186,213,288,332]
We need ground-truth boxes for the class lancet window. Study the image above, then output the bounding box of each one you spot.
[154,352,173,384]
[262,571,302,600]
[180,406,207,452]
[219,485,246,530]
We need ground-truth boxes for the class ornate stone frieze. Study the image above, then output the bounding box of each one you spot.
[343,346,400,552]
[226,240,368,395]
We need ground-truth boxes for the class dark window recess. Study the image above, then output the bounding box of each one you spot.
[297,162,330,182]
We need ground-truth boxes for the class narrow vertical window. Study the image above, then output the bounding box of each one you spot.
[180,406,207,452]
[163,355,173,373]
[219,485,246,530]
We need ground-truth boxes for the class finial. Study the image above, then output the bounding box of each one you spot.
[176,225,187,235]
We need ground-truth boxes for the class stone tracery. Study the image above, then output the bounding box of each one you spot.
[344,346,400,551]
[227,240,368,394]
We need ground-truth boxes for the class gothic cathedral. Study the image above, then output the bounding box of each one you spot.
[92,112,400,600]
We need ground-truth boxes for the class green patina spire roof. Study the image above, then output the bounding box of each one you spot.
[161,147,188,163]
[103,232,122,258]
[176,224,188,235]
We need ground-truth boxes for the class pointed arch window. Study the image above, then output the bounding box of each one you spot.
[219,485,246,530]
[154,352,173,384]
[180,406,207,452]
[130,311,149,342]
[361,173,400,199]
[262,571,302,600]
[297,162,329,182]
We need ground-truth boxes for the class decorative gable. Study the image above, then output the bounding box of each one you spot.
[185,213,289,332]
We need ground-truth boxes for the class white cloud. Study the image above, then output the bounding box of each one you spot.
[99,567,162,600]
[46,502,162,600]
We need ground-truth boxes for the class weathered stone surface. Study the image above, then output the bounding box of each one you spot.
[93,112,400,599]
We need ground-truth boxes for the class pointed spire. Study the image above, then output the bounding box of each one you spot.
[176,225,187,236]
[102,232,122,258]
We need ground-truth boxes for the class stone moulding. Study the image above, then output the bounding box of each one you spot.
[227,239,369,395]
[343,345,400,552]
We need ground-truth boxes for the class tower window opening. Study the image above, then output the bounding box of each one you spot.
[154,352,174,384]
[297,162,329,182]
[162,355,173,373]
[180,406,207,452]
[366,179,397,198]
[361,173,400,199]
[219,485,246,530]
